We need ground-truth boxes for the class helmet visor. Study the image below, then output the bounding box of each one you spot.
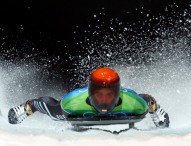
[89,81,120,113]
[93,88,116,105]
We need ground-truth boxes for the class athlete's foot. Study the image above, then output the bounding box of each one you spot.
[8,101,32,124]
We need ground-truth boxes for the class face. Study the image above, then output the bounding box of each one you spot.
[93,88,115,105]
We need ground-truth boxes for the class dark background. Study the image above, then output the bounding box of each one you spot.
[1,0,190,55]
[0,0,191,91]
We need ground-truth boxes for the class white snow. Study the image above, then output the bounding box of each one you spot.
[0,132,191,146]
[1,62,191,146]
[0,117,191,146]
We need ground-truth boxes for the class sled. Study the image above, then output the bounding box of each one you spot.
[66,113,146,126]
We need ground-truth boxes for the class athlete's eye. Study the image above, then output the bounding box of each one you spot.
[96,93,103,98]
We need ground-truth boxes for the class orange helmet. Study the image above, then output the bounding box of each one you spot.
[88,67,120,113]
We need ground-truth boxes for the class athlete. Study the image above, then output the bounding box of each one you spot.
[8,67,170,129]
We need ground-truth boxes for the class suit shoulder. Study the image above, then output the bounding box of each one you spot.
[61,87,88,100]
[120,87,138,95]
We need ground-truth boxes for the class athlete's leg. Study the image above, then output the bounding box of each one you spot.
[139,94,170,128]
[28,96,65,120]
[139,94,157,113]
[8,96,65,124]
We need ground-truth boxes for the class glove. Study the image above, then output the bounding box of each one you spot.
[150,105,170,128]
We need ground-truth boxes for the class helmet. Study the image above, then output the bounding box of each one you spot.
[88,67,120,113]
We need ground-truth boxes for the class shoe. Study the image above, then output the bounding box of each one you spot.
[8,101,32,124]
[150,105,170,128]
